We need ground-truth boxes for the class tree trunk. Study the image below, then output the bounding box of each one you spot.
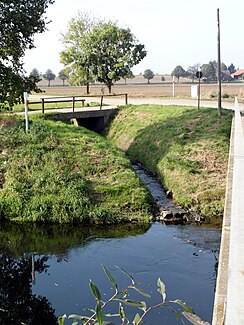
[147,79,150,84]
[48,80,50,87]
[108,84,112,94]
[86,82,90,94]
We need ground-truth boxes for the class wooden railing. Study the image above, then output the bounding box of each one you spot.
[29,93,128,114]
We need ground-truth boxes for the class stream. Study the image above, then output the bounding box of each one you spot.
[0,165,221,325]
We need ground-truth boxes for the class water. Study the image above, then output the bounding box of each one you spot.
[0,222,220,325]
[0,165,220,324]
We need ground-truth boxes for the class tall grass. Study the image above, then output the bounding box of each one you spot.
[0,115,152,223]
[107,104,233,224]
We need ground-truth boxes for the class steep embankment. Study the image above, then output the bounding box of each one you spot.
[107,104,232,224]
[0,115,152,223]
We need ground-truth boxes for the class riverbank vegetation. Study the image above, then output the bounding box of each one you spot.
[0,115,152,223]
[107,104,232,224]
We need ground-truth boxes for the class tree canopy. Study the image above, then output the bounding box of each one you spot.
[201,61,217,82]
[143,69,154,84]
[43,69,56,87]
[60,13,147,93]
[171,65,186,82]
[0,0,54,109]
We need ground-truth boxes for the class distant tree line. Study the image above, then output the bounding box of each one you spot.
[170,61,237,83]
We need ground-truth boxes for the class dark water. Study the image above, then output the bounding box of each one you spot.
[0,221,220,325]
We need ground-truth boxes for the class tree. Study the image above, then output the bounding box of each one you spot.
[201,61,217,82]
[161,76,165,82]
[221,62,227,71]
[0,0,54,110]
[30,68,42,80]
[171,65,186,82]
[61,14,147,94]
[43,69,56,87]
[60,11,98,94]
[228,63,236,74]
[143,69,154,84]
[186,64,200,83]
[58,69,69,86]
[87,22,146,93]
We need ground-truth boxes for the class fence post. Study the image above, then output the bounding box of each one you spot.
[125,94,128,105]
[72,96,75,112]
[100,96,103,110]
[42,98,45,114]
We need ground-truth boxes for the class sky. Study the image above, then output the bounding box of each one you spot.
[23,0,244,75]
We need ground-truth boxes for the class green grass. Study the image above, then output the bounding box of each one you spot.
[107,104,233,224]
[0,114,152,224]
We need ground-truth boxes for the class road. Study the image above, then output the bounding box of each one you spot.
[28,94,244,112]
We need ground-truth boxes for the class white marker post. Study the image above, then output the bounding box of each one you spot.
[24,92,29,133]
[172,76,175,97]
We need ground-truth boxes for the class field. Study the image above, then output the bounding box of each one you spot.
[38,74,244,100]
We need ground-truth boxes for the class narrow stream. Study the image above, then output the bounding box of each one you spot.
[0,166,221,325]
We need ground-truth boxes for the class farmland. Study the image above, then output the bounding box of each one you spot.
[38,74,244,100]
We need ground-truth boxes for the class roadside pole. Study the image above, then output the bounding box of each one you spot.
[24,92,29,132]
[196,71,202,110]
[172,76,175,97]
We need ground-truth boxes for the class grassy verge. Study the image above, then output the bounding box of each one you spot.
[107,104,233,224]
[0,114,152,224]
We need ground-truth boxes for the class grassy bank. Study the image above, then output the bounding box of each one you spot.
[0,115,152,223]
[107,104,233,224]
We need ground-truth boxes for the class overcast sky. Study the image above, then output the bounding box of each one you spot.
[23,0,244,75]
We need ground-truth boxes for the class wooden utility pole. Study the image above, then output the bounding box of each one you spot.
[217,8,222,116]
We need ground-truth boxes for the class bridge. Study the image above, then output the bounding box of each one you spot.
[213,98,244,324]
[45,108,118,132]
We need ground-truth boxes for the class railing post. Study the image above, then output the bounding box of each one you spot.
[72,96,75,112]
[100,96,103,110]
[41,98,44,114]
[125,93,128,105]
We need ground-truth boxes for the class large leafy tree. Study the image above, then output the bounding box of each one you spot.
[85,22,147,93]
[0,0,54,110]
[171,65,186,82]
[60,12,98,94]
[61,14,147,94]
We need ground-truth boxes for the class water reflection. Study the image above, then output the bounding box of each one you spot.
[0,253,57,325]
[0,222,220,325]
[0,222,150,325]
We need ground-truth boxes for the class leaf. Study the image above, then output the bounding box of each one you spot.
[58,314,67,325]
[95,302,103,325]
[130,285,151,298]
[89,279,101,301]
[182,311,210,325]
[104,313,120,317]
[116,266,135,284]
[157,278,166,303]
[119,302,126,322]
[170,299,195,314]
[116,298,146,312]
[102,265,118,291]
[68,314,90,321]
[133,313,141,325]
[83,307,95,313]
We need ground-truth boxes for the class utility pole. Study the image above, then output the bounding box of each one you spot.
[217,8,222,116]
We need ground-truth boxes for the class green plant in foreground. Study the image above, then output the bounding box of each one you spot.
[58,266,210,325]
